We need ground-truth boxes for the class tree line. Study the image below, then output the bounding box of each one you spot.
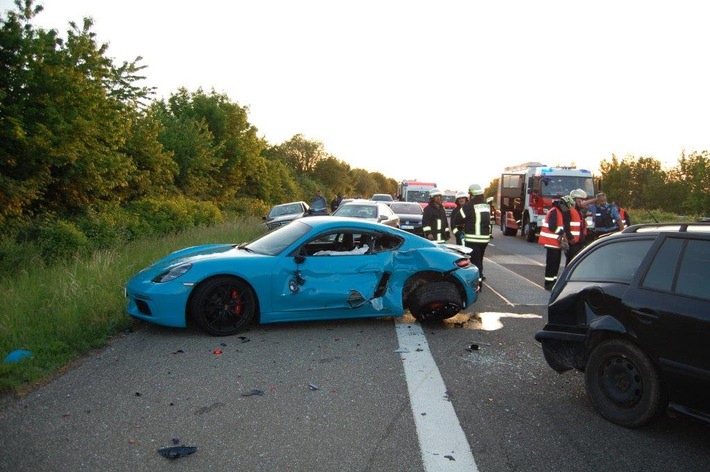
[1,1,708,273]
[0,1,397,270]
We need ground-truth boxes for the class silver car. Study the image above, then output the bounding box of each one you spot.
[332,201,400,228]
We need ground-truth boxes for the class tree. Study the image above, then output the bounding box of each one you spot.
[313,156,352,197]
[0,0,152,222]
[272,134,328,175]
[673,151,710,215]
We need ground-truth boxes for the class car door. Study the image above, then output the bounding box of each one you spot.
[268,229,399,321]
[622,234,710,412]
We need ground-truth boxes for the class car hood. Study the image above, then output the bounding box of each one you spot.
[397,214,423,223]
[144,244,252,272]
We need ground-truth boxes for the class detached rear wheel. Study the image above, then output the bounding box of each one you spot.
[409,281,462,322]
[190,276,256,336]
[584,339,664,428]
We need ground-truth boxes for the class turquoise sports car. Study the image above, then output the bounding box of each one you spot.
[125,216,480,336]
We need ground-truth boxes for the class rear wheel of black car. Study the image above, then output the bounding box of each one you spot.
[409,281,462,322]
[190,277,256,336]
[585,339,664,428]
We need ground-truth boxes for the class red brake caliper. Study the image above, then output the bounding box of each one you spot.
[230,289,242,315]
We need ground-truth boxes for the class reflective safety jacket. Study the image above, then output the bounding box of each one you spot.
[422,202,450,243]
[538,203,582,249]
[458,201,492,244]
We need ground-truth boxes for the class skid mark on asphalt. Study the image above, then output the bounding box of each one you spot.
[395,320,479,472]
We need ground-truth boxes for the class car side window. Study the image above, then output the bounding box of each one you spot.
[569,239,654,283]
[675,240,710,300]
[641,237,684,292]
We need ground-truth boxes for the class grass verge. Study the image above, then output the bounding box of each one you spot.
[0,217,266,396]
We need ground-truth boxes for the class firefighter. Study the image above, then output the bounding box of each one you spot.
[538,195,582,290]
[612,200,632,228]
[422,188,450,244]
[567,189,589,260]
[450,191,468,245]
[458,183,492,286]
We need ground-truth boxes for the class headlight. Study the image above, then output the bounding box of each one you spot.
[152,263,192,283]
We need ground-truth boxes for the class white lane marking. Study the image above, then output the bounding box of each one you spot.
[395,321,479,472]
[480,281,515,306]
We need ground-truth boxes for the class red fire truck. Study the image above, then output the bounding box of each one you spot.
[496,162,595,242]
[398,180,438,208]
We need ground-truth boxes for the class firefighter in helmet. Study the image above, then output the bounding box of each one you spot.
[457,183,492,286]
[450,191,469,245]
[422,188,450,244]
[538,194,583,290]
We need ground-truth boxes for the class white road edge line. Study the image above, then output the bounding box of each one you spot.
[395,320,479,472]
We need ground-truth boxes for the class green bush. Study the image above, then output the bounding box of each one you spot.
[20,218,90,263]
[126,196,224,235]
[221,197,271,218]
[75,203,146,249]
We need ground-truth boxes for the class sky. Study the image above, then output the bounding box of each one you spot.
[3,0,709,193]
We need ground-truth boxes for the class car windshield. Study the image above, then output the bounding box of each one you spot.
[390,202,422,214]
[269,203,302,217]
[540,176,594,197]
[246,220,311,255]
[334,204,377,218]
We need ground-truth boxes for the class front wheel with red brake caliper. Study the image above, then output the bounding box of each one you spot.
[190,276,256,336]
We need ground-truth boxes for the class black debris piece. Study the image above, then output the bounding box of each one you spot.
[444,455,455,461]
[238,336,250,343]
[242,389,264,397]
[172,349,184,354]
[158,446,197,459]
[134,392,142,397]
[220,343,227,347]
[466,344,480,352]
[172,437,180,445]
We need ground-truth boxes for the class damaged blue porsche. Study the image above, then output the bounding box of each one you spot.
[125,216,480,336]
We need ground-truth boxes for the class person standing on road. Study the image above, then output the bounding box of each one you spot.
[587,192,623,241]
[458,183,492,286]
[612,200,631,229]
[450,191,469,245]
[311,189,328,215]
[538,195,582,290]
[422,188,450,244]
[330,193,342,212]
[567,189,589,261]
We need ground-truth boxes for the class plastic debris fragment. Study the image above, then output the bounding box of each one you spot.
[238,336,250,343]
[3,350,32,363]
[308,383,319,391]
[158,446,197,459]
[242,389,264,397]
[395,347,409,353]
[213,349,222,355]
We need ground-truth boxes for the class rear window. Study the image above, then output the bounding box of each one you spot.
[569,239,654,283]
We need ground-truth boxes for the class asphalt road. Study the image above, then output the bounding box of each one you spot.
[1,228,708,472]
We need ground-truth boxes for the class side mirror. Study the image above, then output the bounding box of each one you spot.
[378,214,387,221]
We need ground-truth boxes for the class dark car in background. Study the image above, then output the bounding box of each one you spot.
[535,223,710,427]
[332,201,400,228]
[389,201,424,237]
[371,193,394,203]
[263,201,310,230]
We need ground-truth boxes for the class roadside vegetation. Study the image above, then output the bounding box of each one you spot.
[0,218,265,395]
[1,1,708,396]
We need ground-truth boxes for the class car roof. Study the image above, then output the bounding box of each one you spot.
[621,222,710,234]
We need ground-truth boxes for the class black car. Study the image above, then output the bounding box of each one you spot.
[535,223,710,428]
[388,201,424,237]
